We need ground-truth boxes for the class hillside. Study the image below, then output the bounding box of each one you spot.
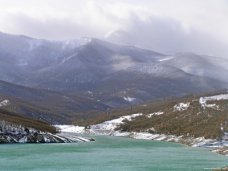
[0,108,57,133]
[0,109,93,143]
[0,80,109,123]
[162,53,228,83]
[115,91,228,139]
[78,90,228,140]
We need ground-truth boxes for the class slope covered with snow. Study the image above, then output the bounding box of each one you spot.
[199,94,228,109]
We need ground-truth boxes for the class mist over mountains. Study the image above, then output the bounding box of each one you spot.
[0,31,228,122]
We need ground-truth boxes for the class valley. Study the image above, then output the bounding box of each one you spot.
[0,32,228,146]
[1,1,228,170]
[0,32,227,169]
[56,91,228,155]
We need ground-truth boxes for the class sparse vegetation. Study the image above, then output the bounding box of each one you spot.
[75,90,228,139]
[116,92,228,139]
[0,109,57,133]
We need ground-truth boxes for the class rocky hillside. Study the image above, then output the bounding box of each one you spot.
[115,91,228,140]
[0,109,92,143]
[0,109,57,133]
[79,90,228,140]
[67,91,228,155]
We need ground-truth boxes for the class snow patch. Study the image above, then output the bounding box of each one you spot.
[60,114,228,154]
[129,132,181,142]
[123,96,136,102]
[87,91,94,97]
[147,111,164,118]
[132,132,160,140]
[199,94,228,109]
[55,125,85,133]
[90,113,143,135]
[0,100,10,107]
[61,53,77,64]
[61,37,91,49]
[173,102,190,111]
[158,56,174,62]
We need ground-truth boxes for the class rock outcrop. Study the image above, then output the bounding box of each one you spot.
[0,120,92,143]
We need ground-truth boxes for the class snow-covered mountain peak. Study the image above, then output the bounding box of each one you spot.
[61,37,92,50]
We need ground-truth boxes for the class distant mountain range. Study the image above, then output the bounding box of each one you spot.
[0,31,228,123]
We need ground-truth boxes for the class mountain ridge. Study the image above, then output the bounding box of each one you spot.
[0,31,228,109]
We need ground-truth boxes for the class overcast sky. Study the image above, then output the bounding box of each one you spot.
[0,0,228,57]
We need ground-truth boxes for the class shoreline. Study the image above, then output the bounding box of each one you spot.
[55,124,228,156]
[92,130,228,156]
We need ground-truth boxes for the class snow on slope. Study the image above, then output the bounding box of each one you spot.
[0,120,92,143]
[61,53,78,64]
[123,96,136,102]
[147,111,164,118]
[90,113,143,134]
[199,94,228,109]
[56,113,143,135]
[173,102,190,111]
[0,99,9,107]
[91,114,228,151]
[61,37,91,49]
[158,56,174,62]
[55,111,228,155]
[55,125,85,133]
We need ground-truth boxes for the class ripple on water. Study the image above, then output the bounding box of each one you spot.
[0,136,227,171]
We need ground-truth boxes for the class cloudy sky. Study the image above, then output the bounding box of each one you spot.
[0,0,228,57]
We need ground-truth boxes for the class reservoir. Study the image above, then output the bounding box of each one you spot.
[0,136,227,171]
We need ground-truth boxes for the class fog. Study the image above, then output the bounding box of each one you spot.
[0,0,227,57]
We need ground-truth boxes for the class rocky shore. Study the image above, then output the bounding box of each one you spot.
[0,120,93,144]
[55,113,228,156]
[0,132,93,143]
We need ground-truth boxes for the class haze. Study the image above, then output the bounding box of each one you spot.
[0,0,227,57]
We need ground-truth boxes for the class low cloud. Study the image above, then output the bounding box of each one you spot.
[106,15,228,57]
[3,13,107,40]
[0,0,228,57]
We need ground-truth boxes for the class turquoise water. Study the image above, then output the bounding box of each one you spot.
[0,136,227,171]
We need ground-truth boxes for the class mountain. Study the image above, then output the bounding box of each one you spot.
[160,53,228,83]
[88,90,228,140]
[0,80,109,123]
[0,32,227,109]
[18,38,163,89]
[0,32,90,82]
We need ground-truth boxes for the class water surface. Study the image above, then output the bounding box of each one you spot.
[0,136,227,171]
